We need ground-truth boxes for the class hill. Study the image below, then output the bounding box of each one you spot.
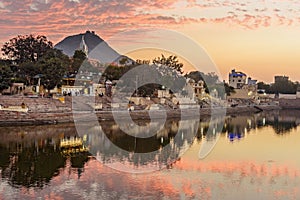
[54,30,133,65]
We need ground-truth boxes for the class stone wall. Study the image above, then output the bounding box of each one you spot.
[0,95,284,126]
[279,98,300,109]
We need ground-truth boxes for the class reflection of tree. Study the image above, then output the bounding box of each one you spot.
[220,112,299,140]
[268,120,297,135]
[87,119,197,168]
[196,118,226,142]
[0,139,90,188]
[0,147,10,171]
[71,154,90,168]
[1,145,65,188]
[197,112,300,143]
[255,111,299,135]
[98,120,178,154]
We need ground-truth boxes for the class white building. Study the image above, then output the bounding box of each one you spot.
[229,69,247,89]
[228,69,258,100]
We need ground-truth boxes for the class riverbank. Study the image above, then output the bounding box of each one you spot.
[0,95,290,126]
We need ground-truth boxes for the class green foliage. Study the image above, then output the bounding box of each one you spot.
[119,57,128,65]
[1,35,71,90]
[18,62,40,85]
[0,64,13,92]
[204,72,219,85]
[270,80,297,94]
[224,83,235,96]
[257,82,271,92]
[13,49,70,90]
[1,34,53,64]
[137,83,162,97]
[71,50,87,73]
[153,54,183,74]
[186,71,229,97]
[136,59,150,65]
[103,65,136,80]
[185,71,219,85]
[80,60,99,74]
[102,65,122,80]
[258,80,298,94]
[38,49,70,91]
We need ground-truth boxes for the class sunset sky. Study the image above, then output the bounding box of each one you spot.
[1,0,300,83]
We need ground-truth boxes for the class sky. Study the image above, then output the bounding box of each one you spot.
[0,0,300,83]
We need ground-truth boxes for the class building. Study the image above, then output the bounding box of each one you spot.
[297,87,300,99]
[157,89,171,98]
[61,72,95,96]
[105,80,113,97]
[247,77,257,86]
[275,76,289,84]
[187,79,205,99]
[79,35,88,56]
[2,83,25,95]
[229,69,247,89]
[228,69,258,100]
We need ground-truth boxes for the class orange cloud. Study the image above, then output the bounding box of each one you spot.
[0,0,299,46]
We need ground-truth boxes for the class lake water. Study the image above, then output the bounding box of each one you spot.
[0,110,300,199]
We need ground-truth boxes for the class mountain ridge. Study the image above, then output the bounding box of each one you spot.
[54,31,134,65]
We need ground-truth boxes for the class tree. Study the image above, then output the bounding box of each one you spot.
[39,49,70,91]
[1,34,53,64]
[224,83,235,96]
[204,72,219,85]
[0,64,13,93]
[185,71,204,82]
[153,54,183,74]
[185,70,227,96]
[71,50,87,73]
[119,57,128,65]
[103,65,123,80]
[270,79,297,94]
[257,82,271,93]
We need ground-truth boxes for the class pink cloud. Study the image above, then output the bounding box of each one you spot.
[0,0,299,46]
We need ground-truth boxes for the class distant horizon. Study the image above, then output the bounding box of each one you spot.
[1,0,299,83]
[0,30,297,84]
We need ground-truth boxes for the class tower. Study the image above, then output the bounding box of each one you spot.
[79,35,88,57]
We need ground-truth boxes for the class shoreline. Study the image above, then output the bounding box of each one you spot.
[1,95,298,126]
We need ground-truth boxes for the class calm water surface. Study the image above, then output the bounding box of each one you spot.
[0,110,300,200]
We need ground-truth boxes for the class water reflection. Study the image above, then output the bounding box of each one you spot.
[77,118,199,173]
[0,124,90,188]
[0,110,300,194]
[219,110,300,143]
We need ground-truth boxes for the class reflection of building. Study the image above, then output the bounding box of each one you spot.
[60,137,89,157]
[228,132,244,142]
[0,126,90,188]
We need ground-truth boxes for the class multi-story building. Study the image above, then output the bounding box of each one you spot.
[275,76,289,84]
[228,69,258,100]
[229,69,247,89]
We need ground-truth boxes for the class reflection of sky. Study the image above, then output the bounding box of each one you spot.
[1,125,300,199]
